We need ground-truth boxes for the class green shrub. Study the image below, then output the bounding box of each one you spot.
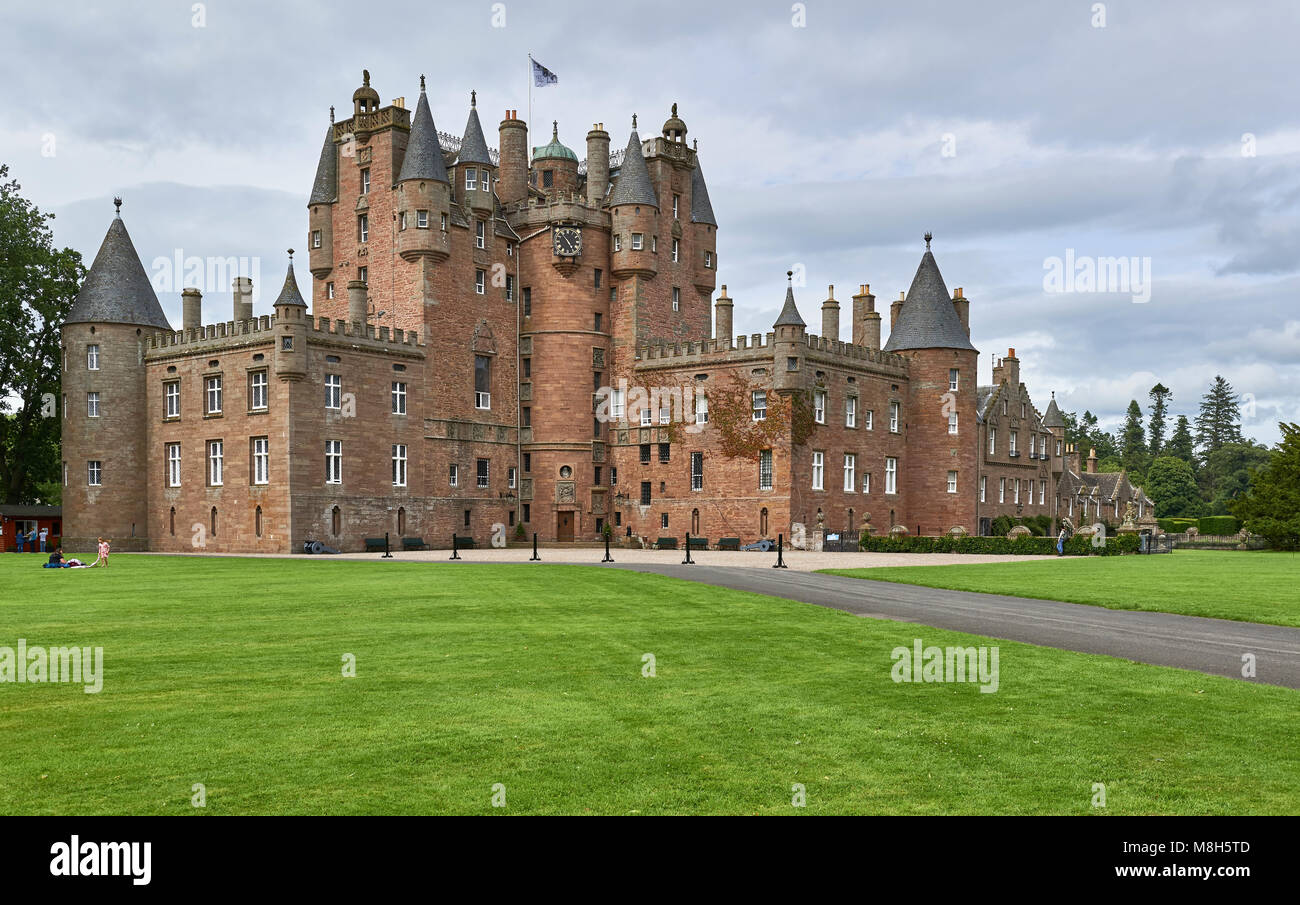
[858,532,1139,556]
[1157,518,1198,533]
[1197,516,1241,536]
[990,515,1016,537]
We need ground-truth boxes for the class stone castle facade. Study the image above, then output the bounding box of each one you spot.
[58,71,1152,553]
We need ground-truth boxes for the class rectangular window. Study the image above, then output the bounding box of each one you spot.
[610,466,617,486]
[417,210,429,229]
[541,170,552,188]
[947,470,957,494]
[391,381,407,414]
[889,402,900,433]
[631,233,643,250]
[672,239,679,262]
[508,467,517,490]
[640,405,652,427]
[248,371,268,410]
[521,407,531,427]
[326,282,334,299]
[167,443,181,487]
[87,460,101,486]
[466,168,477,191]
[659,405,670,425]
[846,396,856,428]
[639,444,651,464]
[594,268,602,289]
[695,394,708,425]
[999,477,1006,503]
[652,236,657,253]
[165,381,180,418]
[989,429,997,455]
[672,194,680,218]
[752,390,767,421]
[206,376,222,414]
[326,440,342,484]
[948,412,959,435]
[358,214,368,243]
[1056,439,1062,456]
[312,230,322,248]
[476,220,485,249]
[612,388,625,419]
[523,287,531,316]
[1039,480,1046,505]
[759,449,773,491]
[449,464,459,487]
[505,275,514,302]
[862,472,871,494]
[812,451,824,491]
[704,251,713,268]
[1014,479,1021,504]
[613,235,621,252]
[844,453,856,492]
[658,443,670,464]
[475,269,486,295]
[980,475,986,502]
[474,355,491,409]
[949,368,959,392]
[361,168,370,194]
[885,457,898,494]
[87,345,99,370]
[325,374,341,409]
[358,266,367,283]
[672,287,680,311]
[523,453,531,473]
[86,392,99,418]
[640,481,652,505]
[208,440,224,486]
[814,390,826,424]
[399,211,407,231]
[252,437,269,485]
[1010,432,1018,455]
[865,409,873,430]
[391,444,407,487]
[594,312,602,332]
[691,452,703,491]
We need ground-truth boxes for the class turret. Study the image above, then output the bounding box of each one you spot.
[532,121,578,198]
[347,279,368,327]
[182,287,202,332]
[689,148,717,295]
[1043,392,1066,469]
[395,76,451,263]
[60,199,172,552]
[714,285,733,346]
[852,283,880,348]
[272,250,308,382]
[820,285,839,341]
[585,123,610,206]
[458,90,496,217]
[609,117,659,280]
[497,110,528,206]
[772,272,807,392]
[307,111,337,279]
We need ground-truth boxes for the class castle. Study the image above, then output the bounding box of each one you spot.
[58,71,1152,553]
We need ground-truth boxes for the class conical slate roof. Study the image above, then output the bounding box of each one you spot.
[458,93,494,166]
[273,254,308,308]
[66,212,171,330]
[690,159,716,226]
[308,125,337,204]
[397,84,449,183]
[1043,394,1065,428]
[774,283,806,328]
[608,127,658,208]
[882,246,977,352]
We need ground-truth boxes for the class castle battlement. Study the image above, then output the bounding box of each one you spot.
[147,315,276,350]
[308,315,424,350]
[143,314,424,356]
[802,333,909,369]
[633,331,908,374]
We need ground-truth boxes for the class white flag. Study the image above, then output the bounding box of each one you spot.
[531,57,558,87]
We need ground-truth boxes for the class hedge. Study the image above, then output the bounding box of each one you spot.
[1197,516,1241,536]
[858,532,1141,556]
[1157,518,1198,533]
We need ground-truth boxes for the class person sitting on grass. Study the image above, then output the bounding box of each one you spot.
[44,547,70,568]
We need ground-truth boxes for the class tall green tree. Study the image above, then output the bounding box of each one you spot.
[1167,415,1195,465]
[1194,375,1244,455]
[1231,423,1300,550]
[0,164,84,504]
[1148,383,1171,458]
[1119,399,1148,480]
[1202,441,1272,514]
[1146,456,1202,519]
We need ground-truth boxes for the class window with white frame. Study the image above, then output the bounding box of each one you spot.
[885,457,897,494]
[167,443,181,487]
[865,409,873,430]
[948,412,959,435]
[361,168,370,194]
[947,470,957,494]
[87,460,101,486]
[999,477,1006,503]
[631,233,643,250]
[640,405,652,426]
[476,220,485,249]
[87,345,100,370]
[613,235,621,252]
[466,168,477,191]
[392,381,407,415]
[325,439,342,484]
[949,368,959,391]
[417,210,429,229]
[862,471,871,493]
[811,451,824,491]
[988,428,996,455]
[704,251,713,268]
[208,440,224,486]
[474,355,491,409]
[449,464,458,487]
[814,390,826,424]
[249,371,268,411]
[659,404,670,425]
[759,449,773,491]
[612,388,626,419]
[889,401,900,433]
[475,269,486,294]
[672,194,680,218]
[980,475,986,502]
[695,394,708,425]
[1014,479,1021,504]
[846,396,856,428]
[672,287,680,311]
[672,239,679,262]
[86,392,99,418]
[206,376,222,414]
[1010,432,1018,455]
[252,437,269,485]
[752,390,767,421]
[844,454,856,492]
[312,229,322,248]
[1056,439,1063,456]
[691,452,703,491]
[508,467,517,489]
[165,381,180,417]
[325,374,341,409]
[1039,480,1046,505]
[358,214,368,243]
[392,444,407,487]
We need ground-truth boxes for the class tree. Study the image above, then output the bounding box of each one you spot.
[1194,375,1244,455]
[1203,441,1272,514]
[1119,399,1147,480]
[1167,415,1195,465]
[1148,383,1171,458]
[0,165,85,504]
[1146,456,1202,519]
[1231,423,1300,550]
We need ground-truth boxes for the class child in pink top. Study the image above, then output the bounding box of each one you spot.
[97,537,111,568]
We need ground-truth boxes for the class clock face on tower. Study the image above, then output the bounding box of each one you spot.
[552,226,581,257]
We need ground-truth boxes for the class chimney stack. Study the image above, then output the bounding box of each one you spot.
[952,286,969,336]
[1087,447,1098,474]
[1004,347,1020,388]
[232,277,253,322]
[820,284,839,341]
[890,291,904,332]
[586,123,610,206]
[497,110,529,206]
[182,287,202,332]
[714,285,733,346]
[347,279,368,326]
[852,283,880,348]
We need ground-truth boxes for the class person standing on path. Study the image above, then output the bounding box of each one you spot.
[39,527,48,553]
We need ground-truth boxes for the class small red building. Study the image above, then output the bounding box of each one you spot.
[0,505,62,553]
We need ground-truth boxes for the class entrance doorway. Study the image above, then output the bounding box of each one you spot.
[556,511,574,542]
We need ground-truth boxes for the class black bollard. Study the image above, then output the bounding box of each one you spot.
[602,533,614,563]
[682,532,694,565]
[383,532,393,558]
[450,533,461,560]
[529,532,541,561]
[773,533,788,569]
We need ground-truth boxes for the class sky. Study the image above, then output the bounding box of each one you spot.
[4,0,1297,444]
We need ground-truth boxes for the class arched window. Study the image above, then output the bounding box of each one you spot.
[255,505,263,538]
[210,507,218,538]
[169,507,175,537]
[397,506,406,536]
[691,508,700,535]
[760,507,769,537]
[331,506,341,536]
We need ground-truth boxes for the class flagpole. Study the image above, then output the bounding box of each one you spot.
[527,53,533,161]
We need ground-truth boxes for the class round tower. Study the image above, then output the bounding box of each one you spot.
[497,110,529,207]
[395,76,451,263]
[772,272,807,393]
[532,121,579,198]
[459,90,497,217]
[585,123,610,206]
[60,200,173,553]
[609,117,658,280]
[307,108,337,280]
[272,250,309,382]
[688,142,718,300]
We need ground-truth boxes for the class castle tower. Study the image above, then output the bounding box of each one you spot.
[585,123,610,205]
[532,121,579,198]
[395,76,451,263]
[1043,392,1066,474]
[307,111,337,280]
[609,118,658,283]
[772,272,807,393]
[883,234,979,534]
[60,199,173,552]
[689,149,718,299]
[497,110,528,206]
[714,285,733,345]
[820,285,839,340]
[852,283,880,348]
[272,250,309,382]
[459,90,496,217]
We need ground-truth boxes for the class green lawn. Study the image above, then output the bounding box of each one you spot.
[1,555,1295,815]
[822,550,1300,627]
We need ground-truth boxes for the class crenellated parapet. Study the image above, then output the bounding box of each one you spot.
[144,314,425,360]
[633,330,909,377]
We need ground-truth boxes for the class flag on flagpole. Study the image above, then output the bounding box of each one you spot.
[531,57,558,87]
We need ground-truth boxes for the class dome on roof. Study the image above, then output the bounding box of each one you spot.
[532,122,577,162]
[352,70,380,113]
[662,103,687,141]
